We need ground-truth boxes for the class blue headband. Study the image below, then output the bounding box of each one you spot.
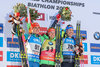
[65,25,73,32]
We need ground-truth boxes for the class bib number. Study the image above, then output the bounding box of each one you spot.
[26,43,41,55]
[63,44,74,51]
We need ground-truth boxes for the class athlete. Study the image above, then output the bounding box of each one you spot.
[40,28,56,67]
[61,25,75,67]
[24,22,44,67]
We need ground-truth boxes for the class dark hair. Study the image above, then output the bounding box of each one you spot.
[65,24,73,31]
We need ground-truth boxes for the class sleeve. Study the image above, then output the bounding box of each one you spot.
[15,33,18,37]
[27,23,31,31]
[39,35,45,45]
[43,34,49,39]
[61,29,65,38]
[74,39,76,45]
[24,34,29,40]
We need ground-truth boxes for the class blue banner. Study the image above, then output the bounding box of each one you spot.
[83,43,87,52]
[91,55,100,64]
[7,51,21,62]
[73,30,87,39]
[0,37,3,47]
[90,43,100,52]
[7,38,19,48]
[0,23,3,33]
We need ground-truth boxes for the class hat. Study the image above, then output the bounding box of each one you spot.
[48,28,55,33]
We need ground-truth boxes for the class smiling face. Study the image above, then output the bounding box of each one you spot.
[66,28,74,38]
[32,27,40,34]
[48,31,55,39]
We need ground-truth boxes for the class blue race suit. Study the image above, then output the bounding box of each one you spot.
[62,37,75,63]
[25,34,42,67]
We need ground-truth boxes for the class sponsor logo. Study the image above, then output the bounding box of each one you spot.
[7,51,21,62]
[83,43,87,52]
[39,27,47,35]
[0,37,3,47]
[7,38,19,48]
[33,39,39,42]
[90,43,100,52]
[91,55,100,64]
[94,32,100,40]
[0,23,3,33]
[73,30,87,40]
[80,55,88,64]
[66,38,74,43]
[7,65,22,67]
[36,13,45,21]
[49,16,56,20]
[0,51,3,61]
[48,42,53,45]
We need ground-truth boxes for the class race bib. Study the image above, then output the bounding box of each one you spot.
[26,43,41,55]
[63,44,74,51]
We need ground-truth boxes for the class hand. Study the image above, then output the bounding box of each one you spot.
[20,28,25,34]
[74,45,79,52]
[59,58,63,63]
[56,14,61,21]
[80,47,84,51]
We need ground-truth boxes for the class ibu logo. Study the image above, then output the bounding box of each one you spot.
[91,55,100,64]
[7,51,21,62]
